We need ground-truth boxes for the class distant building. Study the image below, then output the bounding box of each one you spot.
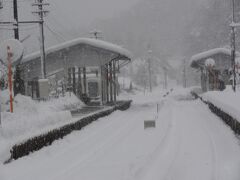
[190,48,239,92]
[21,38,132,104]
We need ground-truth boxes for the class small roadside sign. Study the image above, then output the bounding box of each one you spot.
[144,120,156,129]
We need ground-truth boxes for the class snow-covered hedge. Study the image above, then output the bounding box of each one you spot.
[191,92,240,135]
[208,102,240,134]
[6,100,132,163]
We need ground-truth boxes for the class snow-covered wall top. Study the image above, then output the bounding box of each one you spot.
[190,48,240,69]
[22,38,132,63]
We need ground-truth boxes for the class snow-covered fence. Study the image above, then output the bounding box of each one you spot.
[191,92,240,135]
[6,100,132,163]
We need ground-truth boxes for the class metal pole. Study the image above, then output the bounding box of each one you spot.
[0,88,1,127]
[147,50,152,92]
[78,67,82,97]
[13,0,19,40]
[32,0,49,79]
[231,0,236,92]
[83,67,87,94]
[39,11,46,78]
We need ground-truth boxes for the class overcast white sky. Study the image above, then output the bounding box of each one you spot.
[0,0,208,54]
[0,0,140,52]
[14,0,140,27]
[50,0,139,28]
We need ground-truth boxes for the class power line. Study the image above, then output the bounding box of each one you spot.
[46,15,77,39]
[44,23,66,42]
[45,19,68,40]
[90,29,103,39]
[19,25,38,31]
[32,0,49,79]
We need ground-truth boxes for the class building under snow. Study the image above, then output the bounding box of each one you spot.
[21,38,132,105]
[190,48,239,92]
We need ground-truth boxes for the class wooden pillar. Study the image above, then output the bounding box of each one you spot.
[83,67,87,94]
[106,64,109,103]
[99,66,103,106]
[116,60,120,96]
[113,60,117,103]
[63,55,68,94]
[77,67,82,97]
[109,62,113,102]
[101,66,106,104]
[68,68,72,92]
[72,67,76,94]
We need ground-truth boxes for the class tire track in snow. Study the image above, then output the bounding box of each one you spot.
[198,106,218,180]
[7,104,153,180]
[137,99,219,180]
[51,103,163,180]
[162,102,184,180]
[200,122,217,180]
[6,107,139,180]
[133,99,182,180]
[165,100,217,180]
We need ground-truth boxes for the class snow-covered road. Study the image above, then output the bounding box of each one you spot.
[2,90,240,180]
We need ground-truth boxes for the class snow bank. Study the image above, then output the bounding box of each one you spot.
[0,163,5,180]
[201,86,240,122]
[0,91,84,162]
[169,87,197,101]
[2,87,240,180]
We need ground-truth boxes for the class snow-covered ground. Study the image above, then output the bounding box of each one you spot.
[0,91,84,162]
[201,86,240,122]
[1,87,240,180]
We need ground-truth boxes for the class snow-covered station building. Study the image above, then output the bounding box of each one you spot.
[190,48,239,92]
[21,38,132,105]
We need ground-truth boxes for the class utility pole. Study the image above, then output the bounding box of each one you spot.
[13,0,19,40]
[231,0,236,92]
[0,2,2,125]
[32,0,49,79]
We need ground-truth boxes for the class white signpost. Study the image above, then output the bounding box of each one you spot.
[0,39,24,125]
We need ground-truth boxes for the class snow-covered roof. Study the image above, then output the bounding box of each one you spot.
[190,48,240,68]
[22,38,132,63]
